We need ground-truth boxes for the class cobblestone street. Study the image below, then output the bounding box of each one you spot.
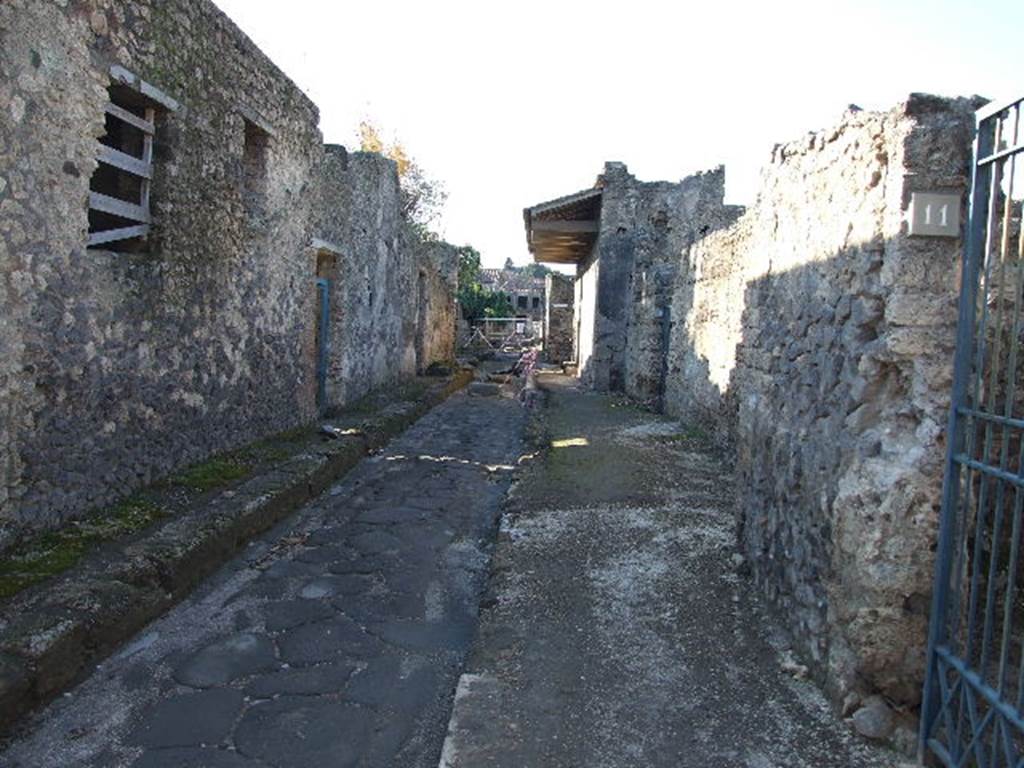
[2,388,524,768]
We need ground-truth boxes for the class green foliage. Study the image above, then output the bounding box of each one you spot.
[520,262,552,278]
[457,245,481,289]
[171,457,251,492]
[358,120,447,233]
[459,284,512,322]
[455,246,514,321]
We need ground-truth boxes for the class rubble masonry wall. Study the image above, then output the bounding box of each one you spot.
[0,0,457,545]
[664,95,978,706]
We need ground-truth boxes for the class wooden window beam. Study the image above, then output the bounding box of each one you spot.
[97,144,152,179]
[110,65,180,112]
[104,101,155,134]
[89,191,151,224]
[87,224,150,247]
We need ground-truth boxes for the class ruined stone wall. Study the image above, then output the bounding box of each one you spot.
[665,95,978,707]
[318,149,417,407]
[414,240,458,370]
[620,168,743,405]
[543,273,574,364]
[576,163,739,397]
[0,0,323,545]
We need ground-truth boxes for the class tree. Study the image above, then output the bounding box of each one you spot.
[497,258,550,279]
[521,262,552,278]
[358,120,447,235]
[455,245,514,321]
[456,245,481,292]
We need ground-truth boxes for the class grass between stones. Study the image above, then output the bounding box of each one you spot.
[0,497,165,599]
[170,457,252,492]
[0,426,316,601]
[0,375,461,605]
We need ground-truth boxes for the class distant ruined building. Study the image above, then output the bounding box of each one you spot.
[478,267,546,321]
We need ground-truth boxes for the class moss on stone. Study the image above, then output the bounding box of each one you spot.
[0,498,165,600]
[171,457,251,492]
[336,378,431,417]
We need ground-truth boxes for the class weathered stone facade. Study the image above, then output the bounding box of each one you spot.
[543,273,574,364]
[571,163,741,399]
[0,0,456,545]
[316,149,456,406]
[414,239,459,372]
[664,95,979,707]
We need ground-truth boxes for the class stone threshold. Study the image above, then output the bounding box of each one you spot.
[0,370,473,737]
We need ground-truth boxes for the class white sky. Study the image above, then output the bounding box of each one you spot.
[213,0,1021,269]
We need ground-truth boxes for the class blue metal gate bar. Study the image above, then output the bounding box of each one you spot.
[921,94,1024,767]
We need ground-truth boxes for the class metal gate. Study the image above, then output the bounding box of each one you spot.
[921,95,1024,766]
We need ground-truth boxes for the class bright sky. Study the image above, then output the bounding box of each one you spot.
[213,0,1020,269]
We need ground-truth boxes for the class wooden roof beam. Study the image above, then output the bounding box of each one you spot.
[530,219,598,234]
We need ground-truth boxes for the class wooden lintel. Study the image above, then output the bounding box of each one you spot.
[110,65,180,112]
[310,237,344,256]
[88,224,150,247]
[89,191,150,223]
[97,144,152,179]
[530,219,598,234]
[239,104,276,137]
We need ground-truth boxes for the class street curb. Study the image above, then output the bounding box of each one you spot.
[0,370,473,736]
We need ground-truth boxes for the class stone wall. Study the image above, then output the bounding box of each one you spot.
[414,240,458,371]
[0,0,458,545]
[543,273,574,364]
[664,95,979,707]
[575,163,740,398]
[318,148,415,407]
[0,0,323,546]
[619,167,743,405]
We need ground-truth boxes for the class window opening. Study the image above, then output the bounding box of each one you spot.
[243,119,269,214]
[88,67,177,251]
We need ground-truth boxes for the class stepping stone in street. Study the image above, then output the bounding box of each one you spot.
[351,529,403,554]
[326,552,396,575]
[260,559,322,580]
[374,619,475,653]
[355,505,426,525]
[127,689,244,749]
[344,653,440,713]
[172,633,277,688]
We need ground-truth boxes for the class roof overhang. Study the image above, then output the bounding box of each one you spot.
[523,188,602,265]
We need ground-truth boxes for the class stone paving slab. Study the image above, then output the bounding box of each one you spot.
[0,386,524,767]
